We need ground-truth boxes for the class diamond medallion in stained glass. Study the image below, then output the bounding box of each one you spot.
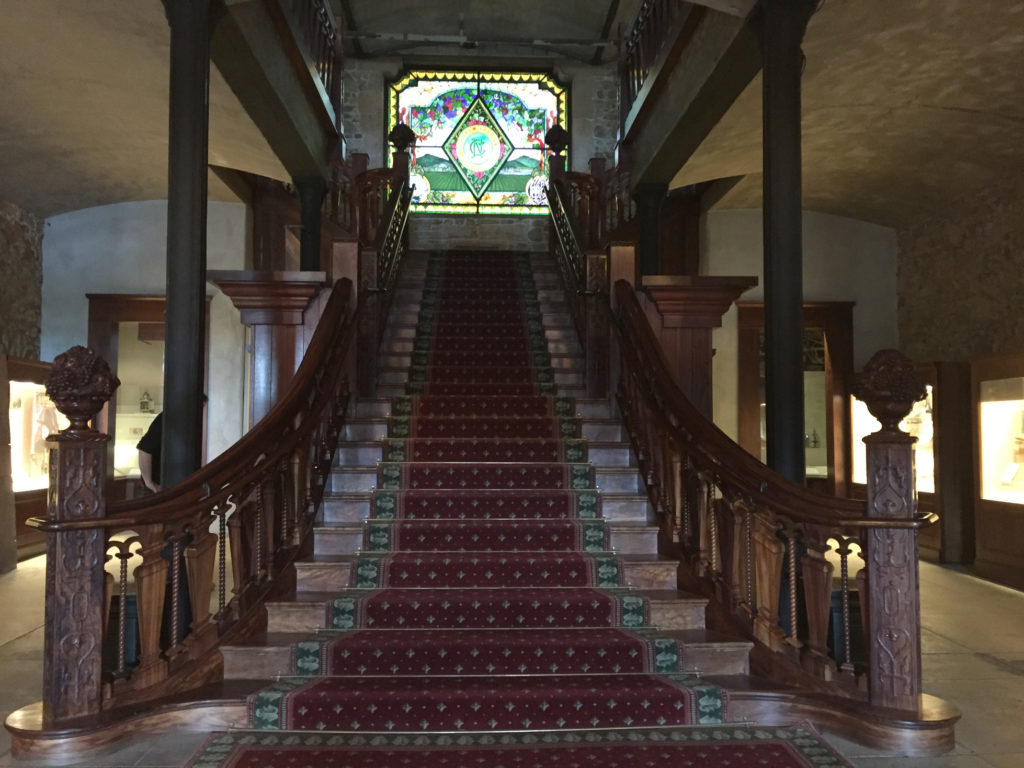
[444,97,512,200]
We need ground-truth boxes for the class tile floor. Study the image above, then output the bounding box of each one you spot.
[1,556,1022,767]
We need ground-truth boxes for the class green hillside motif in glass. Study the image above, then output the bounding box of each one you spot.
[388,70,567,215]
[445,97,512,199]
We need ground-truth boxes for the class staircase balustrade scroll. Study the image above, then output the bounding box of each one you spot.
[29,277,361,723]
[611,279,936,713]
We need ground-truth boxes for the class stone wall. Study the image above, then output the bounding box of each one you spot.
[0,197,42,359]
[557,62,619,169]
[342,59,401,166]
[898,175,1024,362]
[409,214,549,253]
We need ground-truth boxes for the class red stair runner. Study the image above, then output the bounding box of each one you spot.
[233,251,726,754]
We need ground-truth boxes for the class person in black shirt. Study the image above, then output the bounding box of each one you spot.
[137,412,163,493]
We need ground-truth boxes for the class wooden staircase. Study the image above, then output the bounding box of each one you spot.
[220,250,753,685]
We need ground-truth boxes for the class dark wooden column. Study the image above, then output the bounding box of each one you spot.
[296,176,327,271]
[640,275,757,418]
[760,0,815,483]
[163,0,212,487]
[633,183,668,275]
[856,349,928,712]
[208,271,326,424]
[40,347,118,726]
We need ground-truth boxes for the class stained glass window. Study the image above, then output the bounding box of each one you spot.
[388,70,568,215]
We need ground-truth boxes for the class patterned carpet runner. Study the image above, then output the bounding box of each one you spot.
[188,724,854,767]
[230,251,729,746]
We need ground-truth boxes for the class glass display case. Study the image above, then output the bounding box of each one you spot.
[8,379,68,492]
[977,376,1024,505]
[851,384,935,494]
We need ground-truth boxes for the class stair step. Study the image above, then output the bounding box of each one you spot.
[295,554,676,593]
[266,589,707,634]
[312,521,659,557]
[221,627,748,681]
[320,490,650,525]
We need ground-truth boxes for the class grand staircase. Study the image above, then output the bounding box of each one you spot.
[212,249,755,761]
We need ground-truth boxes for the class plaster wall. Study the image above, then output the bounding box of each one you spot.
[898,175,1024,362]
[0,198,42,359]
[41,200,248,460]
[703,208,898,440]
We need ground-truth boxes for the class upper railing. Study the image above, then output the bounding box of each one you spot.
[277,0,343,130]
[619,0,693,129]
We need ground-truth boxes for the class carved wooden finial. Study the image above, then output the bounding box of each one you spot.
[854,349,926,432]
[45,345,120,431]
[388,123,416,151]
[545,125,569,156]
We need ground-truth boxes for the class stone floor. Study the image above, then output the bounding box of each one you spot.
[1,556,1022,767]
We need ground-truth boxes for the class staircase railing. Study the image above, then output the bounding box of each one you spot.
[611,279,935,712]
[25,276,358,726]
[619,0,695,130]
[276,0,343,130]
[548,175,609,397]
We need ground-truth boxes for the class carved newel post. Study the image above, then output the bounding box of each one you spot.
[42,346,120,725]
[855,349,927,712]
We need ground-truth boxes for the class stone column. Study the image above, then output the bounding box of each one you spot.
[856,349,928,712]
[163,0,212,487]
[41,346,119,725]
[633,183,668,275]
[296,176,328,272]
[760,0,816,483]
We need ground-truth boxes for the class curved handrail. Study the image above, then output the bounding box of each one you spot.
[28,277,360,714]
[86,278,355,524]
[613,279,933,530]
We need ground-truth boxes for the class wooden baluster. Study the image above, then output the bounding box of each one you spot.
[215,505,229,620]
[855,349,928,712]
[39,346,119,724]
[784,529,802,649]
[131,524,169,688]
[743,507,756,617]
[800,526,836,677]
[835,536,856,674]
[752,512,786,650]
[109,537,140,679]
[184,521,218,655]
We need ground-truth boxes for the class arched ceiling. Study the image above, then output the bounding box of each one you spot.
[0,0,1020,232]
[672,0,1024,227]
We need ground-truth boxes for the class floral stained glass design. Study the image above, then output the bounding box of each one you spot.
[389,71,568,215]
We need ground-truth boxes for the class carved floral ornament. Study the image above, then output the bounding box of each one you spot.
[854,349,927,432]
[45,345,120,431]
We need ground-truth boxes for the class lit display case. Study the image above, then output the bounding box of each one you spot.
[8,378,68,492]
[972,353,1024,589]
[977,376,1024,505]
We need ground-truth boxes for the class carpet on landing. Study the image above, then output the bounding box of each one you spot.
[186,723,854,768]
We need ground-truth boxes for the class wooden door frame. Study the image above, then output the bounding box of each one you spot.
[86,294,211,483]
[737,302,855,496]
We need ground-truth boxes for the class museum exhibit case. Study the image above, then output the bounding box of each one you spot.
[972,353,1024,588]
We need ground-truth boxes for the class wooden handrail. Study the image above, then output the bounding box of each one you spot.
[29,276,362,724]
[611,278,933,710]
[275,0,343,130]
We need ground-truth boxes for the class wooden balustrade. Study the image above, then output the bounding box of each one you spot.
[619,0,690,128]
[28,276,360,724]
[277,0,343,129]
[611,279,935,711]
